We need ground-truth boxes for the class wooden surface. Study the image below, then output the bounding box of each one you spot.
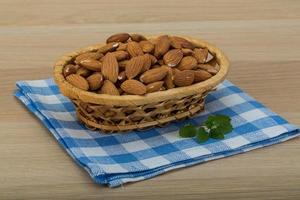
[0,0,300,199]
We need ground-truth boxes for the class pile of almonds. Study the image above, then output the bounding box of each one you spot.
[63,33,219,95]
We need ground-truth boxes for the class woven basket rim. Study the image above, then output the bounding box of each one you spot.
[53,35,229,106]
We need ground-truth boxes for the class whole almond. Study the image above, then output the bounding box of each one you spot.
[63,64,77,77]
[121,80,146,95]
[140,67,168,84]
[206,57,218,67]
[117,71,127,83]
[127,41,144,57]
[79,59,102,71]
[76,67,92,77]
[194,48,208,63]
[181,48,194,56]
[146,81,164,93]
[106,33,130,43]
[196,64,218,75]
[170,36,194,49]
[125,55,145,79]
[148,54,158,65]
[163,49,183,67]
[139,40,154,53]
[101,53,119,83]
[75,52,103,64]
[141,54,152,72]
[177,56,198,70]
[116,43,128,51]
[66,74,89,91]
[130,34,147,42]
[194,70,212,83]
[99,80,120,95]
[112,50,129,61]
[173,70,194,87]
[97,42,119,54]
[164,67,175,89]
[86,72,103,90]
[154,35,170,58]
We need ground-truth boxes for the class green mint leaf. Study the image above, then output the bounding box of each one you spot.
[204,115,231,130]
[179,124,197,138]
[196,127,209,143]
[210,130,225,139]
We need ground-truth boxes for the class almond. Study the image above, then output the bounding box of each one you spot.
[66,74,89,91]
[63,64,77,77]
[177,56,197,70]
[97,42,119,54]
[173,70,194,87]
[194,70,212,83]
[148,54,157,65]
[116,43,128,51]
[117,71,127,83]
[75,52,103,64]
[76,67,92,77]
[130,34,147,42]
[79,59,102,71]
[140,67,168,84]
[141,54,152,72]
[121,80,146,95]
[170,36,195,49]
[118,60,128,69]
[112,50,129,61]
[194,48,208,63]
[146,81,164,93]
[86,72,103,90]
[106,33,130,43]
[181,48,194,56]
[163,49,183,67]
[125,56,145,79]
[154,35,170,58]
[139,40,154,53]
[101,53,119,83]
[196,64,218,75]
[127,41,144,57]
[99,80,120,95]
[158,59,165,65]
[206,57,218,67]
[164,67,175,89]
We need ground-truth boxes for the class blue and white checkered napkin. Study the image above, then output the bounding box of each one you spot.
[15,79,299,187]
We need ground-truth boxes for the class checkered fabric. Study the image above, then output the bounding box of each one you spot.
[15,79,299,187]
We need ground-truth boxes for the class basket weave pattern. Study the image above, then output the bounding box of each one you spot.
[54,36,229,133]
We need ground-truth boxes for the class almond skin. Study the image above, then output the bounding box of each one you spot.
[117,71,127,83]
[125,55,145,79]
[86,72,103,90]
[99,80,120,95]
[194,48,208,63]
[118,60,128,69]
[75,52,103,64]
[79,59,102,71]
[148,54,158,65]
[127,41,144,57]
[116,43,128,51]
[173,70,195,87]
[170,36,195,49]
[140,67,168,84]
[106,33,130,43]
[76,67,92,77]
[130,34,147,42]
[164,67,175,89]
[101,53,119,83]
[146,81,164,93]
[177,56,198,70]
[163,49,183,67]
[154,35,170,58]
[63,64,77,77]
[206,57,218,67]
[141,54,152,72]
[97,42,119,54]
[112,50,129,61]
[196,64,218,75]
[139,40,154,53]
[181,48,194,56]
[194,70,212,83]
[66,74,89,91]
[121,80,146,95]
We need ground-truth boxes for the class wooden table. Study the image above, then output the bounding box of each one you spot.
[1,0,300,199]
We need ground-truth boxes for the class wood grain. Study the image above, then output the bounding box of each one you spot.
[0,0,299,199]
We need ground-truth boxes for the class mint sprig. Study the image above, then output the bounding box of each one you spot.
[179,115,233,143]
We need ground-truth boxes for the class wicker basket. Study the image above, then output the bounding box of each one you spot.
[53,36,229,132]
